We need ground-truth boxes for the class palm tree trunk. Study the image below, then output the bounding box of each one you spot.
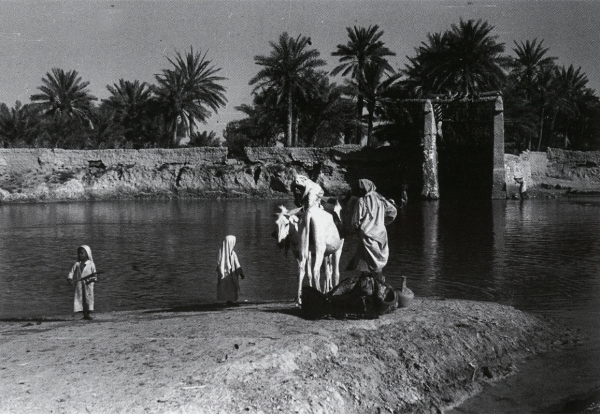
[537,106,545,151]
[286,92,293,147]
[366,106,374,147]
[172,117,179,147]
[293,113,299,147]
[355,95,364,145]
[549,109,559,147]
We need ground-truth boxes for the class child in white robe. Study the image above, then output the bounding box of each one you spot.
[67,245,97,320]
[216,235,245,306]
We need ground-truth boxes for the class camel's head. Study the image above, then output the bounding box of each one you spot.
[332,199,343,223]
[274,205,291,247]
[273,205,301,250]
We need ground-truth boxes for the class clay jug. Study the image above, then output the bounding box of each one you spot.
[397,276,414,308]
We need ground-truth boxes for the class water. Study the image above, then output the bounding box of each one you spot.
[1,198,599,321]
[1,198,599,410]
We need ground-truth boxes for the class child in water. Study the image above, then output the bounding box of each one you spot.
[216,235,245,306]
[67,245,97,320]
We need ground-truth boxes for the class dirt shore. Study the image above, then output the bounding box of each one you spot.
[0,299,579,414]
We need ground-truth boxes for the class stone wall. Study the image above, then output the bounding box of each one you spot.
[4,146,597,203]
[504,149,600,198]
[0,146,408,203]
[0,148,228,174]
[545,148,600,182]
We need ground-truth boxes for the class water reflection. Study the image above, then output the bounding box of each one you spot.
[422,201,439,284]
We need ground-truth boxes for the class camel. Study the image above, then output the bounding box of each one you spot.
[274,205,344,304]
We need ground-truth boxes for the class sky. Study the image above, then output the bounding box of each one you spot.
[0,0,599,136]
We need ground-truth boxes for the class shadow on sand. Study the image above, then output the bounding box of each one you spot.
[144,303,230,313]
[145,300,300,315]
[0,317,71,323]
[259,306,304,318]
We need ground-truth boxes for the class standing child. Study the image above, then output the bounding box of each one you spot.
[216,235,245,306]
[67,245,97,320]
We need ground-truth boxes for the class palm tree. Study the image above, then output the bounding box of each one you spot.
[296,76,355,147]
[509,39,557,102]
[105,79,152,122]
[30,68,97,127]
[84,105,129,149]
[235,88,285,146]
[403,32,447,97]
[447,19,508,94]
[533,66,558,150]
[189,130,221,147]
[404,19,508,96]
[350,61,400,146]
[0,101,38,147]
[549,65,590,148]
[567,88,600,150]
[331,25,395,144]
[250,32,326,147]
[503,90,539,151]
[104,79,153,146]
[154,48,227,146]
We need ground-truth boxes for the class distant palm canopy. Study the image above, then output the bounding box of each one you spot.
[250,32,327,148]
[30,68,98,127]
[402,19,508,97]
[153,48,228,146]
[0,18,596,152]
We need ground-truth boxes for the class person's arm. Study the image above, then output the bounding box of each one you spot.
[233,253,244,279]
[351,198,364,230]
[86,263,98,284]
[67,263,76,285]
[383,198,398,226]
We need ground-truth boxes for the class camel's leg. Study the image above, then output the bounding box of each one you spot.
[323,255,333,293]
[306,251,313,287]
[332,239,344,288]
[312,248,325,293]
[307,213,324,292]
[297,256,307,306]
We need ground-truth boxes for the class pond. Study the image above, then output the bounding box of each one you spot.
[1,198,598,323]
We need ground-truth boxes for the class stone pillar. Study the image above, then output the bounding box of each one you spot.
[359,132,368,147]
[421,100,439,199]
[492,96,507,199]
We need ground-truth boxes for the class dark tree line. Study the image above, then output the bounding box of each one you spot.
[0,48,227,149]
[1,19,599,152]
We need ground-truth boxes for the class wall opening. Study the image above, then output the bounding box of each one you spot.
[436,101,496,200]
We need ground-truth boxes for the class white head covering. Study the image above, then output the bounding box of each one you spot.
[79,245,94,264]
[358,178,376,195]
[358,179,380,220]
[293,174,324,208]
[217,235,240,277]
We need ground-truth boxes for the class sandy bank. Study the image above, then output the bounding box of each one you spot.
[0,299,578,414]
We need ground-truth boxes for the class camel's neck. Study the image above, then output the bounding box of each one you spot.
[287,223,302,252]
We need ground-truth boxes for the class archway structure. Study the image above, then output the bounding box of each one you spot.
[399,94,506,200]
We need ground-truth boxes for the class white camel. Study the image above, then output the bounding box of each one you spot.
[274,205,344,304]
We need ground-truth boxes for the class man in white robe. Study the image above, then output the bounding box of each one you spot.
[346,179,397,281]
